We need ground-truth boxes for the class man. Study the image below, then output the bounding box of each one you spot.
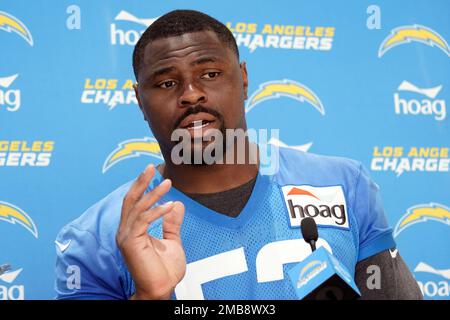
[55,9,422,300]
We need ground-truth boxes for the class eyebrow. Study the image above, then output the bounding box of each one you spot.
[151,66,175,78]
[191,56,218,66]
[149,56,222,79]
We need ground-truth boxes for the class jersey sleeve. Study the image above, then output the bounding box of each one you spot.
[353,163,396,262]
[355,250,423,299]
[54,225,126,300]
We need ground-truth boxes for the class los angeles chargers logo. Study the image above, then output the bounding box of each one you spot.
[0,201,38,238]
[296,260,327,288]
[394,203,450,237]
[245,79,325,115]
[378,25,450,57]
[0,11,33,46]
[103,137,162,173]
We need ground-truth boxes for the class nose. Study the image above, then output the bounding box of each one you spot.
[178,82,207,107]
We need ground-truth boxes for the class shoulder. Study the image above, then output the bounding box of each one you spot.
[275,145,363,187]
[56,180,134,256]
[54,180,138,299]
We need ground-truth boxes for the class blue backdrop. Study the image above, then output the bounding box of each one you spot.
[0,0,448,300]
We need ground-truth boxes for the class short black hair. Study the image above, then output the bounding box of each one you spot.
[132,9,239,80]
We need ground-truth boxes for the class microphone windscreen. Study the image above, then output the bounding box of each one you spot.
[301,217,318,242]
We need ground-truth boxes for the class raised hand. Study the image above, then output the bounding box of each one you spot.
[116,164,186,300]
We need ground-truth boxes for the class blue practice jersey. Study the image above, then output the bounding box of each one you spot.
[54,146,395,299]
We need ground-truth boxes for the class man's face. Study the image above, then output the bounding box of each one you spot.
[134,30,248,159]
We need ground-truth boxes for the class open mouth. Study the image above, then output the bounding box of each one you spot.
[184,119,215,129]
[178,112,218,131]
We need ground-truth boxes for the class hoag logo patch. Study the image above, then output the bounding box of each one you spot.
[282,185,349,229]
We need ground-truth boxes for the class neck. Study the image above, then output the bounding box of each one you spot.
[157,141,259,194]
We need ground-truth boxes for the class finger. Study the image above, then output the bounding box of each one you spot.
[133,178,172,213]
[129,201,175,237]
[163,201,185,243]
[123,177,171,233]
[120,164,155,227]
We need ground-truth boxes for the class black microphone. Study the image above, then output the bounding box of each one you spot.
[301,217,318,252]
[288,217,361,300]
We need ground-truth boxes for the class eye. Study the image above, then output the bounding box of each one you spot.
[201,71,221,79]
[158,80,176,89]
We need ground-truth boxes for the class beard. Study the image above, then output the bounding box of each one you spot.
[171,105,228,166]
[186,120,227,166]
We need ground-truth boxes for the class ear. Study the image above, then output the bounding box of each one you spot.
[240,61,249,100]
[133,83,147,121]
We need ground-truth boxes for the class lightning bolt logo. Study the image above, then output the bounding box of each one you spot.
[394,203,450,237]
[0,201,38,238]
[103,137,162,173]
[0,11,33,46]
[245,79,325,115]
[300,260,323,278]
[378,24,449,57]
